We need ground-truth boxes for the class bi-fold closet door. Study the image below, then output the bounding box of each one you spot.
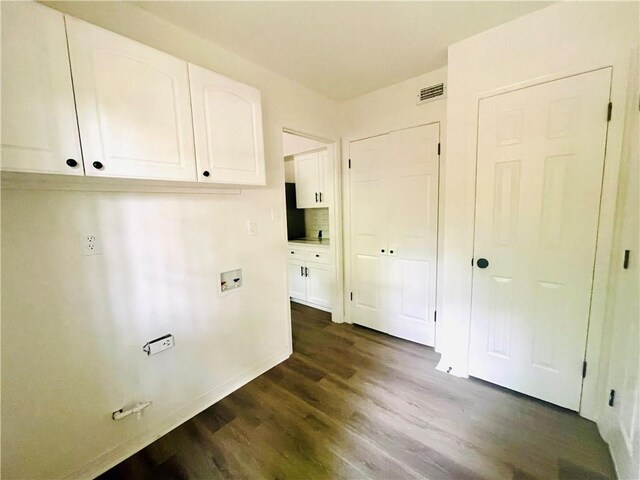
[349,123,440,346]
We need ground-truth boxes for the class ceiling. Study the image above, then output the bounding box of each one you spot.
[132,1,552,101]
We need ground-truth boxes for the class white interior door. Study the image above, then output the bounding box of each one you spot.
[189,63,265,185]
[469,68,612,410]
[386,124,440,345]
[66,16,196,181]
[349,125,440,346]
[349,134,388,332]
[1,2,83,175]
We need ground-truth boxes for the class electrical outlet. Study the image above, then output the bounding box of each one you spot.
[143,334,174,356]
[80,233,102,256]
[247,220,257,236]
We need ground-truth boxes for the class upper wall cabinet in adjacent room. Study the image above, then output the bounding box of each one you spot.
[65,16,197,182]
[189,64,266,185]
[1,2,83,176]
[294,149,329,208]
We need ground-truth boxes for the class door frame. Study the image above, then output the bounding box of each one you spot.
[466,66,619,419]
[281,127,345,324]
[342,121,443,348]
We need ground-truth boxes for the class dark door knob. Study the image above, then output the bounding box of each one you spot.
[381,249,385,253]
[477,258,489,269]
[92,161,104,170]
[203,170,210,177]
[66,158,78,167]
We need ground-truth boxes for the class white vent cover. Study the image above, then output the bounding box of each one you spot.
[417,83,446,104]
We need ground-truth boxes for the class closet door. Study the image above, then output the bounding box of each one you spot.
[385,124,440,346]
[66,17,196,181]
[349,134,390,331]
[1,2,83,175]
[189,63,265,185]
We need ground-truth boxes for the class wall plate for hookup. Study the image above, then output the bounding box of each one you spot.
[143,334,174,356]
[220,268,243,294]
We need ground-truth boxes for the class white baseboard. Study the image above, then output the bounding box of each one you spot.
[63,346,292,480]
[290,297,332,313]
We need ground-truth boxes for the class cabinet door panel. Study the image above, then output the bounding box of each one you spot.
[189,64,265,185]
[1,2,82,175]
[287,260,307,300]
[66,17,196,181]
[307,263,332,308]
[294,151,321,208]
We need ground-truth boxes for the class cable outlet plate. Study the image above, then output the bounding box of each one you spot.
[143,334,174,356]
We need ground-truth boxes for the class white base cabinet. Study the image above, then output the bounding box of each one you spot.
[287,244,332,311]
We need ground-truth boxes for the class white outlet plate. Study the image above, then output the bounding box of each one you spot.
[247,220,257,236]
[80,233,102,256]
[143,334,174,356]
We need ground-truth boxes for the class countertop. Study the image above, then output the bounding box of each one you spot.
[288,238,330,247]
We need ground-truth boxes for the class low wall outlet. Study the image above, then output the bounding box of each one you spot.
[80,233,102,256]
[220,268,243,294]
[143,334,174,356]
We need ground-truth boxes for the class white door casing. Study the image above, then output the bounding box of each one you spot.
[468,68,612,410]
[66,16,196,181]
[349,124,440,346]
[1,2,83,175]
[189,63,265,185]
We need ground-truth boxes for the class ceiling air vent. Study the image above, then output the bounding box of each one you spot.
[417,83,446,105]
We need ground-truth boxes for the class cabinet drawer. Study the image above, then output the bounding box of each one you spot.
[287,247,304,259]
[307,250,330,264]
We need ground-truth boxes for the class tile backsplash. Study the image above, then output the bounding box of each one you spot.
[304,208,330,238]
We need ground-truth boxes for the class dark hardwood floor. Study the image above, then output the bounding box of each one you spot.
[99,303,615,479]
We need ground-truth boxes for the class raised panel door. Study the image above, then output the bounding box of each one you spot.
[1,2,83,175]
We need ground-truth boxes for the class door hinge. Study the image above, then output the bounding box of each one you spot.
[471,258,474,266]
[350,292,353,301]
[434,311,437,323]
[607,102,612,122]
[608,389,616,407]
[437,143,441,156]
[582,361,588,378]
[348,158,351,169]
[624,250,630,269]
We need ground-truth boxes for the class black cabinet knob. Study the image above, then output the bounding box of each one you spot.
[381,249,385,253]
[390,250,394,254]
[92,161,104,170]
[66,158,78,167]
[477,258,489,269]
[203,170,210,177]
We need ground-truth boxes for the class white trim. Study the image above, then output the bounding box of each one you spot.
[63,347,291,480]
[281,127,345,324]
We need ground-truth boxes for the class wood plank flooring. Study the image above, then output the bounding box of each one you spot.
[98,303,615,479]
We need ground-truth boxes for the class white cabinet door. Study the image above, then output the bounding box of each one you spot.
[66,17,196,181]
[294,151,321,208]
[287,260,307,301]
[1,2,83,175]
[189,63,265,185]
[468,68,611,410]
[307,263,332,309]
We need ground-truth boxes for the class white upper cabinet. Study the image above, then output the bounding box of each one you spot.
[294,149,328,208]
[1,2,83,175]
[189,63,266,185]
[65,16,197,181]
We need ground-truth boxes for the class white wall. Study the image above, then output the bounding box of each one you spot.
[439,0,638,422]
[1,2,338,479]
[339,67,448,348]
